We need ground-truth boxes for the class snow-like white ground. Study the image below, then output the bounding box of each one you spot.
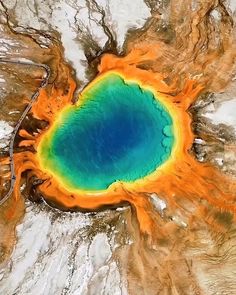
[0,203,128,295]
[204,98,236,133]
[0,120,13,148]
[2,0,150,84]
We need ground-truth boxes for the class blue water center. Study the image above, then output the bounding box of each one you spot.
[39,73,174,191]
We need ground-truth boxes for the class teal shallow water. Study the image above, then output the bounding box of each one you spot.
[39,73,174,191]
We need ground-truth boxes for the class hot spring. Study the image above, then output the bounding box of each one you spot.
[37,73,175,191]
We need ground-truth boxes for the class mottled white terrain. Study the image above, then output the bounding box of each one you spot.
[1,0,150,84]
[204,98,236,133]
[0,121,13,149]
[0,202,128,295]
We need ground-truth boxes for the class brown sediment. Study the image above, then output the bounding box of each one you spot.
[125,0,236,92]
[0,191,24,266]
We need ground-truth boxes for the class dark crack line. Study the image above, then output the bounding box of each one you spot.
[0,0,57,48]
[0,58,50,206]
[89,0,117,51]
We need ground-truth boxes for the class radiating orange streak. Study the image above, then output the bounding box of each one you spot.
[2,172,11,178]
[19,129,35,139]
[31,75,76,124]
[19,140,35,147]
[11,48,236,236]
